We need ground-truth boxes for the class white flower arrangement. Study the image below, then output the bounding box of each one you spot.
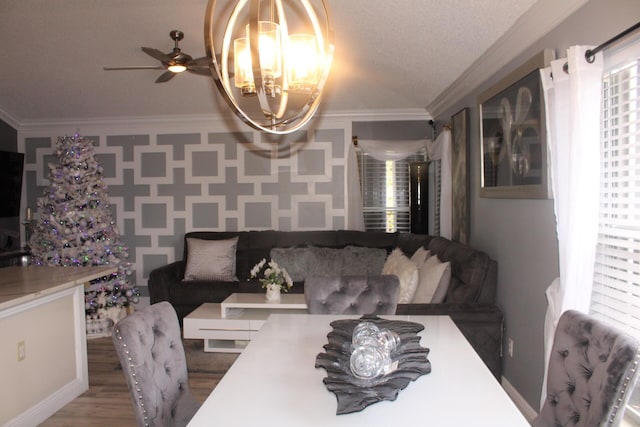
[249,258,293,292]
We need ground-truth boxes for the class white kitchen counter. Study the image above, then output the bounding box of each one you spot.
[0,265,116,426]
[0,265,116,311]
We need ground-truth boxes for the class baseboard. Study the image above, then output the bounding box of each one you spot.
[3,377,88,427]
[502,376,538,422]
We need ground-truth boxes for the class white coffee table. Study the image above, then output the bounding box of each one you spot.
[183,293,308,352]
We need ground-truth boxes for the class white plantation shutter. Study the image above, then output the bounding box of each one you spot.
[591,39,640,422]
[591,46,640,337]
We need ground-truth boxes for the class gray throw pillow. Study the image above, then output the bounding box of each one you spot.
[308,247,344,277]
[341,246,388,276]
[270,247,312,282]
[183,237,239,281]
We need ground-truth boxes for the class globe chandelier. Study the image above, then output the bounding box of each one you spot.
[204,0,334,135]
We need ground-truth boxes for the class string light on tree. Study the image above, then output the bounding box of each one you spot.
[29,133,139,334]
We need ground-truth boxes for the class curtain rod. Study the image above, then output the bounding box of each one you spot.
[562,20,640,73]
[585,20,640,63]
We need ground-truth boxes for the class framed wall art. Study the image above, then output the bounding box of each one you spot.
[478,49,554,198]
[451,108,469,244]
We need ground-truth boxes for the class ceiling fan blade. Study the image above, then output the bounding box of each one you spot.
[187,67,212,76]
[103,66,165,71]
[155,71,177,83]
[189,56,210,67]
[142,47,171,63]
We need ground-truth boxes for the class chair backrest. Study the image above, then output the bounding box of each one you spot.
[534,310,640,427]
[112,301,200,427]
[304,275,400,315]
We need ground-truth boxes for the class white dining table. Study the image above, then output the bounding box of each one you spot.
[188,314,530,426]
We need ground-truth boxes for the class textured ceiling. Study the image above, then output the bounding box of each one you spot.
[0,0,543,125]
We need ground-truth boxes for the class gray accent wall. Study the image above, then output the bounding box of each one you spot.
[21,125,354,297]
[433,0,640,410]
[20,118,429,300]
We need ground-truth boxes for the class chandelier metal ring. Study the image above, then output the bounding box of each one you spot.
[204,0,334,135]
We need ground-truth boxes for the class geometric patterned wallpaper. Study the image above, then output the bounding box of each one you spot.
[22,125,347,301]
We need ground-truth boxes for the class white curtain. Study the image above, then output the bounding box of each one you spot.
[346,141,365,230]
[427,129,452,239]
[539,46,603,408]
[357,139,428,161]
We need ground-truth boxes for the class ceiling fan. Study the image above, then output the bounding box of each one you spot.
[104,30,211,83]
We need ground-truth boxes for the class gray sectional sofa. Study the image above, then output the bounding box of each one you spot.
[148,230,504,379]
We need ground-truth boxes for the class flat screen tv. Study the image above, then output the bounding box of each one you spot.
[0,150,25,218]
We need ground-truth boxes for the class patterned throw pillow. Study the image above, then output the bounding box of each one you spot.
[183,237,239,282]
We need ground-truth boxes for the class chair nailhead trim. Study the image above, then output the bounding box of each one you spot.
[607,353,640,426]
[114,326,150,427]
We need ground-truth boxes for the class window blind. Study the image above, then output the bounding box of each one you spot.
[356,149,427,232]
[590,51,640,338]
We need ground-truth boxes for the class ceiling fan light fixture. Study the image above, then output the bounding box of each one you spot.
[168,64,187,73]
[205,0,334,135]
[105,30,209,83]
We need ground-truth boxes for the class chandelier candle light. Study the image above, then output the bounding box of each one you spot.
[204,0,334,134]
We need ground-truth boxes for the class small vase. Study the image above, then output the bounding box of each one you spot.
[265,284,281,302]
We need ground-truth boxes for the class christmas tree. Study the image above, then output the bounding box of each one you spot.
[29,134,139,334]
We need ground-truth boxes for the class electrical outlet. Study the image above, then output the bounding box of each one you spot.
[508,338,514,358]
[17,341,26,362]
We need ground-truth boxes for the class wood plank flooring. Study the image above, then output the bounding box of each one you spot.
[40,337,227,426]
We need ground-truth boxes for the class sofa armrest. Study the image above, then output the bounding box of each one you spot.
[148,260,185,304]
[396,303,503,380]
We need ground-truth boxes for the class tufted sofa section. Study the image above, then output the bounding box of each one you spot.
[304,275,400,315]
[395,233,497,304]
[533,310,640,427]
[148,229,504,379]
[149,230,498,320]
[112,301,200,427]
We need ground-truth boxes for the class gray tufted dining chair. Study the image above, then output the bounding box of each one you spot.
[112,301,200,427]
[533,310,640,427]
[304,275,400,315]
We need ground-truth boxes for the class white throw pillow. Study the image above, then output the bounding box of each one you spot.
[382,248,419,304]
[410,247,430,266]
[183,237,239,281]
[412,255,452,303]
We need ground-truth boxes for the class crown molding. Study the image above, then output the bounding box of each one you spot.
[322,108,431,121]
[0,107,21,130]
[426,0,589,118]
[15,108,431,134]
[18,113,232,130]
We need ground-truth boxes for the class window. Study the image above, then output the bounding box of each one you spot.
[590,39,640,423]
[356,149,427,232]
